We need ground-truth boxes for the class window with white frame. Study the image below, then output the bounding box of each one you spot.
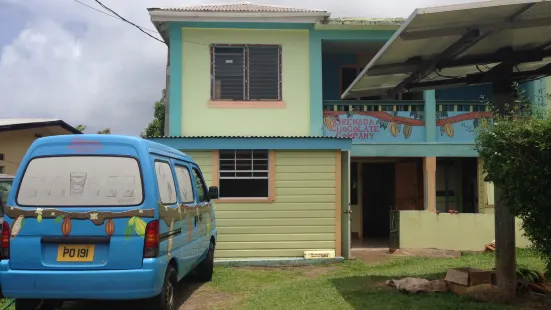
[211,45,282,101]
[219,150,269,198]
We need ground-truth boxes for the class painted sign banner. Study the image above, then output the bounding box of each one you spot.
[323,111,426,142]
[436,111,493,142]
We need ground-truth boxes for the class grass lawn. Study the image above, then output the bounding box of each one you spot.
[204,249,548,310]
[0,249,547,310]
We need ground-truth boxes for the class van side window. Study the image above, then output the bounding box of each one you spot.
[174,165,195,204]
[191,168,208,202]
[154,161,176,204]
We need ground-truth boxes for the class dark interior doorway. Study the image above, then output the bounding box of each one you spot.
[462,158,478,213]
[362,163,395,241]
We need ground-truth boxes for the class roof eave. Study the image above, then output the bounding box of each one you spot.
[0,120,82,134]
[148,10,330,23]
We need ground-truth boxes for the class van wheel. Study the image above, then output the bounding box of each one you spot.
[148,265,178,310]
[195,241,214,282]
[15,299,61,310]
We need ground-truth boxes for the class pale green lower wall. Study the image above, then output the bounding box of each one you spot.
[399,211,531,251]
[184,151,213,185]
[186,150,338,259]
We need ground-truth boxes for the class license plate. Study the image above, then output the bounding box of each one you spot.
[57,244,95,262]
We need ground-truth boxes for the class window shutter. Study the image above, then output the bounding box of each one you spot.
[247,46,280,100]
[212,47,245,100]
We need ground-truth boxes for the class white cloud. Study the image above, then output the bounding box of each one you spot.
[0,0,483,135]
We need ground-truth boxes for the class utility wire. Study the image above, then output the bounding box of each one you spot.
[73,0,159,34]
[73,0,158,34]
[93,0,165,43]
[73,0,208,46]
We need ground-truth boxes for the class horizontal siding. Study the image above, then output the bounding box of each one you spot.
[183,151,213,186]
[215,150,337,259]
[219,233,335,242]
[217,249,314,258]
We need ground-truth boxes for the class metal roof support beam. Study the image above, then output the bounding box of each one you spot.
[390,29,482,95]
[406,63,551,91]
[367,47,551,77]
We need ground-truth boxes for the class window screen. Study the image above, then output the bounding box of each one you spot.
[212,45,281,101]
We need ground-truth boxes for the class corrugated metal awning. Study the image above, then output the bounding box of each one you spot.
[342,0,551,98]
[145,136,353,150]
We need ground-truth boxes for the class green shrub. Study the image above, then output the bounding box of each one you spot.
[475,84,551,276]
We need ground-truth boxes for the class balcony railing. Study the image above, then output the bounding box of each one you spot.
[323,100,424,112]
[322,100,426,142]
[322,100,492,143]
[435,101,492,142]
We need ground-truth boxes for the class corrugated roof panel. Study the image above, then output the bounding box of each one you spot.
[144,135,350,139]
[152,1,327,13]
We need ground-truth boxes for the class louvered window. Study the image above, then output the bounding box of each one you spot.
[211,45,282,101]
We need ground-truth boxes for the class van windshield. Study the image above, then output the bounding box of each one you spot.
[17,156,143,207]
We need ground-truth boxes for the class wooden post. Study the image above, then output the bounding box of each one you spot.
[492,67,517,299]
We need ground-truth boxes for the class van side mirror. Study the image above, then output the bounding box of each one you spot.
[208,186,219,200]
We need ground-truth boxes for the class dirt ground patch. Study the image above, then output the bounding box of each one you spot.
[351,249,397,263]
[59,280,240,310]
[351,248,462,264]
[177,283,239,310]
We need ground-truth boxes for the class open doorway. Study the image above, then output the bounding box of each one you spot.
[351,158,424,249]
[436,157,479,213]
[362,163,395,248]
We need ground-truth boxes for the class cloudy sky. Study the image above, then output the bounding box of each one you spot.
[0,0,482,135]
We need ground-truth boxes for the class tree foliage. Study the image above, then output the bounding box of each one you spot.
[74,125,110,134]
[142,89,166,137]
[475,84,551,275]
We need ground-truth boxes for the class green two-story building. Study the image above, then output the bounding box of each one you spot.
[147,1,548,261]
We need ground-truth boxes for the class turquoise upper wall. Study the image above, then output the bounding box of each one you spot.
[166,21,548,157]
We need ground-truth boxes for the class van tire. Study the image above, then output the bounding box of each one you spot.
[195,241,214,282]
[148,265,178,310]
[15,299,61,310]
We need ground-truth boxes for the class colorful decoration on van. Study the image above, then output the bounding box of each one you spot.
[105,219,115,236]
[61,216,72,236]
[124,216,147,240]
[323,110,425,142]
[156,202,212,256]
[10,215,25,240]
[4,206,155,239]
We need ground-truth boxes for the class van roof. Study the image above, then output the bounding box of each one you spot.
[29,134,196,164]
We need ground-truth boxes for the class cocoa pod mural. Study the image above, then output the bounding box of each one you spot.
[389,122,399,137]
[403,125,412,139]
[444,123,454,138]
[61,216,72,236]
[323,116,336,131]
[105,219,115,236]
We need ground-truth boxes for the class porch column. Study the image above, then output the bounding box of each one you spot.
[423,157,436,212]
[309,31,323,136]
[424,90,436,142]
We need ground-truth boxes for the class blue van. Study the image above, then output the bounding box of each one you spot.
[0,135,218,310]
